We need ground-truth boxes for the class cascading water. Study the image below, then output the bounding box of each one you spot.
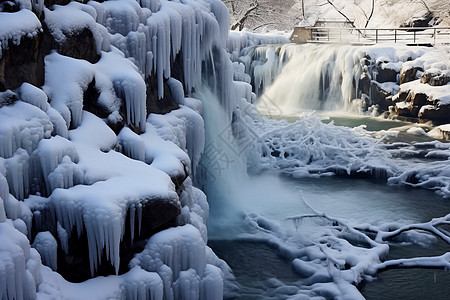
[251,44,367,116]
[194,86,248,232]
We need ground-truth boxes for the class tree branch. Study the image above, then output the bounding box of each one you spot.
[230,1,259,31]
[325,0,355,28]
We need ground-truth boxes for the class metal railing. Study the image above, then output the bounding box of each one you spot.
[308,26,450,45]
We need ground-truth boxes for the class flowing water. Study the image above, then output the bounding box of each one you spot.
[206,114,450,299]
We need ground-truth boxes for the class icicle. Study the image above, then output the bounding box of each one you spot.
[167,78,185,105]
[121,267,164,300]
[0,101,53,159]
[32,231,57,271]
[31,136,79,196]
[0,198,5,223]
[0,172,9,222]
[200,265,223,300]
[57,222,69,255]
[95,51,147,132]
[5,149,30,201]
[129,204,135,243]
[130,225,207,281]
[118,127,146,161]
[137,203,142,236]
[173,269,200,300]
[0,221,39,300]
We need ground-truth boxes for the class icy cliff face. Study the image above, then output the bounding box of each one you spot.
[0,0,242,298]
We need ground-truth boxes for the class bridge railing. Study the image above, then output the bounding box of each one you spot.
[297,26,450,45]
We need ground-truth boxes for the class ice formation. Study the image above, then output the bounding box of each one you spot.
[0,220,42,300]
[32,231,57,271]
[0,0,237,298]
[2,0,450,299]
[130,224,225,300]
[252,114,398,178]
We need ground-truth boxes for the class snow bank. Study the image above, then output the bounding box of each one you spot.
[44,3,105,53]
[94,50,147,133]
[43,52,95,129]
[400,79,450,104]
[0,9,42,57]
[36,264,163,300]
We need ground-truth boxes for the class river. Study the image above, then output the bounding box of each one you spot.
[206,114,450,299]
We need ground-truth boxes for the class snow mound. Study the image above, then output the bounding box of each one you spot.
[0,9,42,57]
[130,224,224,300]
[44,3,105,53]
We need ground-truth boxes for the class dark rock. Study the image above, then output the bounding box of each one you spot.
[171,51,185,89]
[370,82,393,112]
[145,76,179,115]
[418,104,450,124]
[421,71,450,86]
[410,92,428,106]
[53,27,100,64]
[0,90,18,108]
[82,78,109,118]
[0,0,20,12]
[400,12,434,30]
[400,66,423,84]
[44,0,73,7]
[360,55,372,68]
[393,90,409,103]
[0,31,47,91]
[359,72,371,96]
[49,198,181,282]
[376,64,398,83]
[395,102,415,117]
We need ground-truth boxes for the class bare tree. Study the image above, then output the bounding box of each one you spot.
[325,0,375,28]
[223,0,301,31]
